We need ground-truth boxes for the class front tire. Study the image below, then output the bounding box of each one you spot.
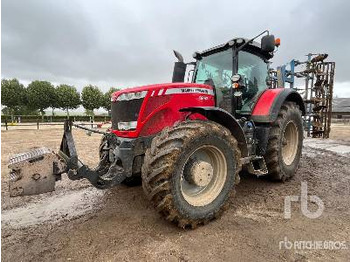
[265,102,303,181]
[142,121,241,229]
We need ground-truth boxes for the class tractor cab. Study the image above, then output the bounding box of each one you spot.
[193,41,270,116]
[173,31,278,118]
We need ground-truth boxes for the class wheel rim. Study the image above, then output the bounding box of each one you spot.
[180,145,227,207]
[282,121,299,165]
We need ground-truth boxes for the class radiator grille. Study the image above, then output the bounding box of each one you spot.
[111,99,144,130]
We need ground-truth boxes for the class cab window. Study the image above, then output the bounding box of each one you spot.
[238,51,268,101]
[194,49,232,95]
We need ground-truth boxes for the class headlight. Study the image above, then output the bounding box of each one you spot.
[117,121,137,131]
[116,91,147,101]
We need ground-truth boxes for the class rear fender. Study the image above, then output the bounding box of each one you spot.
[251,88,305,123]
[180,107,249,157]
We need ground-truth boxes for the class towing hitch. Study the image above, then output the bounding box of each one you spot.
[8,120,127,197]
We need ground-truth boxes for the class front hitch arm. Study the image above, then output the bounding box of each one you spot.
[59,120,126,189]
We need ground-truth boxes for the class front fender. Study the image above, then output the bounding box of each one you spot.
[180,107,249,157]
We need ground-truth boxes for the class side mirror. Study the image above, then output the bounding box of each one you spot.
[261,35,275,52]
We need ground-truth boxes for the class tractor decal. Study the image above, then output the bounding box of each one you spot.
[164,87,214,96]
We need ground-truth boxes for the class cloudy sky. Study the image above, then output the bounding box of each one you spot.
[2,0,350,97]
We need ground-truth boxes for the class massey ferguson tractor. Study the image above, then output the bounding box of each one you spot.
[9,31,305,228]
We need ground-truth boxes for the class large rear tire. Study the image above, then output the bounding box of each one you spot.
[142,121,241,229]
[265,102,303,181]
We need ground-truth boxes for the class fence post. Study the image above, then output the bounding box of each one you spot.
[5,119,8,130]
[91,118,93,129]
[37,120,39,130]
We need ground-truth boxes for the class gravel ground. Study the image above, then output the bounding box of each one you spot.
[1,125,350,261]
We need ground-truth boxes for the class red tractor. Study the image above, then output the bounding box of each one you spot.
[9,31,304,228]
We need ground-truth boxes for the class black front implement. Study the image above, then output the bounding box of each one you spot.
[59,120,126,189]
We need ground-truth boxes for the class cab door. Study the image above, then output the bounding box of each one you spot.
[237,51,269,116]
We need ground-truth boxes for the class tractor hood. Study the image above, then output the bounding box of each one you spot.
[111,83,214,102]
[110,82,215,138]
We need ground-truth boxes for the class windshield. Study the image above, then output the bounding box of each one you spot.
[194,49,232,95]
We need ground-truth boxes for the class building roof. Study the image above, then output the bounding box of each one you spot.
[333,98,350,113]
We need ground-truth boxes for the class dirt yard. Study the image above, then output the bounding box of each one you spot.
[1,124,350,261]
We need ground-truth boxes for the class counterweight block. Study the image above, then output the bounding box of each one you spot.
[8,147,66,197]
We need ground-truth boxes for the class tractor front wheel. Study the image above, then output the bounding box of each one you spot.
[142,121,241,229]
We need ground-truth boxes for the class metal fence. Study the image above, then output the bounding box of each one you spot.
[1,120,110,131]
[1,114,111,130]
[1,115,110,123]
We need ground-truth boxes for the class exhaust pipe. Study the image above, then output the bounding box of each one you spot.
[172,50,187,82]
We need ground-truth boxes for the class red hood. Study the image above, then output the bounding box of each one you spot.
[113,82,213,97]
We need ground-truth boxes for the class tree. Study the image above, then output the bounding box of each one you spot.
[50,87,59,116]
[56,84,81,116]
[81,85,103,117]
[1,79,26,120]
[103,87,119,113]
[27,80,55,117]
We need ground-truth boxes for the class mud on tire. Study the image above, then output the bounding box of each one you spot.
[265,101,303,181]
[141,120,241,229]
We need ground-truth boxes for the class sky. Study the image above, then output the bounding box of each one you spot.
[2,0,350,98]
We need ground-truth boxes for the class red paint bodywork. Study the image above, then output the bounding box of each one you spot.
[111,82,285,139]
[251,88,284,117]
[111,83,214,138]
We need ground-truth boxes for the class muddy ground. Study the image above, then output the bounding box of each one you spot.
[1,124,350,261]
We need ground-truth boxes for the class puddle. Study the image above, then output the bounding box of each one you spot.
[303,139,350,155]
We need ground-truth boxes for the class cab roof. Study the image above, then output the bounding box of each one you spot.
[198,37,273,60]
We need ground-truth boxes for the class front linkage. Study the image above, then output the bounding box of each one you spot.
[8,120,131,196]
[59,120,127,189]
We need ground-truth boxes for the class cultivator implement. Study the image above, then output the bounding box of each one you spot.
[270,53,335,138]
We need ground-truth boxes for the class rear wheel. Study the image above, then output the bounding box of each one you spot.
[142,121,241,228]
[265,102,303,181]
